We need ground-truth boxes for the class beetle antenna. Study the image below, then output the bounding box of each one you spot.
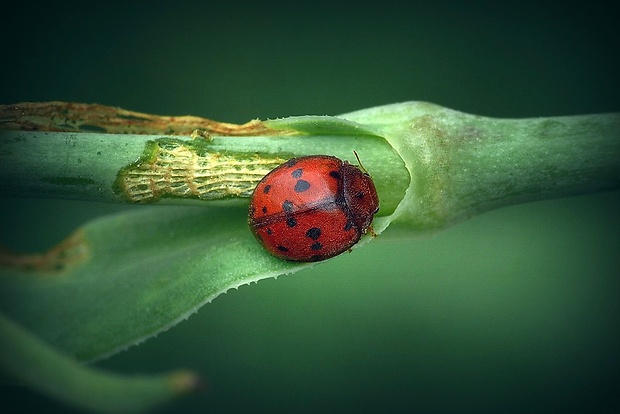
[353,150,369,174]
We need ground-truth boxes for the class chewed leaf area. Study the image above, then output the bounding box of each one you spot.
[114,138,288,203]
[0,230,88,273]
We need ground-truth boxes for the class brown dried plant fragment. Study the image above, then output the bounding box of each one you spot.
[0,102,288,136]
[0,230,89,274]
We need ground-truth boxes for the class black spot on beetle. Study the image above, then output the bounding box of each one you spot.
[277,245,289,252]
[344,220,354,231]
[282,200,293,212]
[355,191,365,199]
[262,206,267,214]
[306,227,321,240]
[263,185,271,194]
[291,168,303,178]
[266,228,273,235]
[294,179,310,193]
[329,170,341,180]
[286,217,297,227]
[310,242,323,251]
[286,159,297,168]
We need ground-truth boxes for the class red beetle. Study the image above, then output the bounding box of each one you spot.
[248,155,379,262]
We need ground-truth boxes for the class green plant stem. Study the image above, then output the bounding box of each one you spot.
[0,312,202,413]
[1,102,619,236]
[342,103,620,233]
[446,114,620,210]
[0,131,152,203]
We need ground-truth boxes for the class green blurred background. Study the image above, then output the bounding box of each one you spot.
[1,1,619,413]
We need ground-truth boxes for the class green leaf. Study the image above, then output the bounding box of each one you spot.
[0,202,318,361]
[264,115,384,137]
[0,119,407,211]
[0,312,203,413]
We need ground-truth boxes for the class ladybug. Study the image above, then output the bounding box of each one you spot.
[248,154,379,262]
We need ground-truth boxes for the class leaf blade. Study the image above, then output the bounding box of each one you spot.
[0,203,309,361]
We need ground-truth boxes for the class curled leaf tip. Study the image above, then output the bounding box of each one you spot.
[168,370,207,394]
